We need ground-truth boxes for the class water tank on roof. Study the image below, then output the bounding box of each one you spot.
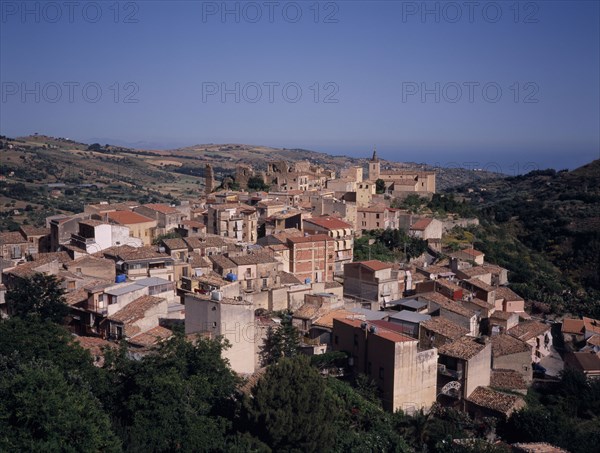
[226,273,238,282]
[211,290,223,301]
[115,274,126,283]
[158,246,166,253]
[304,278,311,284]
[369,325,377,334]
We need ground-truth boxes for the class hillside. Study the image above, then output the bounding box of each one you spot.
[448,160,600,317]
[0,134,503,230]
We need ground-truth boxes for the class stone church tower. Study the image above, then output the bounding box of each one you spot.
[369,147,380,181]
[205,163,214,195]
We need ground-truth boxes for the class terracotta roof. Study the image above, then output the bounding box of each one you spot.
[19,225,50,237]
[210,255,236,270]
[490,369,528,390]
[304,216,353,231]
[419,292,475,318]
[421,317,468,339]
[491,310,516,321]
[108,295,165,324]
[465,277,495,292]
[4,260,58,279]
[103,245,170,261]
[561,318,585,335]
[64,288,89,306]
[128,326,173,347]
[495,286,524,302]
[583,317,600,336]
[229,253,278,266]
[438,337,487,360]
[287,234,333,244]
[79,219,105,227]
[508,321,551,342]
[492,334,531,357]
[73,336,116,363]
[278,271,302,285]
[564,351,600,372]
[32,251,71,264]
[466,386,525,416]
[0,231,26,244]
[142,203,180,214]
[586,335,600,347]
[161,238,188,250]
[313,309,357,329]
[410,218,433,231]
[511,442,569,453]
[357,205,388,213]
[457,266,492,278]
[356,260,393,272]
[107,210,155,225]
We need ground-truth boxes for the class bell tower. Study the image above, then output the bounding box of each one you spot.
[369,146,380,181]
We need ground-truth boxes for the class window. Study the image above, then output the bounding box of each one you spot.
[334,335,339,345]
[262,278,268,288]
[379,366,384,379]
[353,334,358,346]
[376,214,380,219]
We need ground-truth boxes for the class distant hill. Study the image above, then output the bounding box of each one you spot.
[451,160,600,317]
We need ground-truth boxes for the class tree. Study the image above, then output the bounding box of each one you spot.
[0,361,121,452]
[259,315,300,366]
[247,176,269,192]
[375,178,386,194]
[102,333,239,452]
[243,356,336,452]
[6,273,69,323]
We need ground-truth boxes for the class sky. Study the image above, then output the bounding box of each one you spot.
[1,0,599,173]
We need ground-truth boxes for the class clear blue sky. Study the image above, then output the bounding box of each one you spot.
[1,1,599,172]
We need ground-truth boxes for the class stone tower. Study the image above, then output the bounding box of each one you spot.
[369,146,380,181]
[205,163,214,195]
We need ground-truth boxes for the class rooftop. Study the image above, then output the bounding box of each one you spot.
[495,286,524,302]
[466,386,525,416]
[355,260,393,272]
[313,309,357,329]
[107,210,155,225]
[287,234,333,244]
[410,218,433,231]
[491,334,531,357]
[561,318,585,335]
[438,336,487,360]
[142,203,180,214]
[508,321,551,342]
[107,295,165,324]
[388,310,431,324]
[583,317,600,336]
[128,326,173,347]
[420,317,469,339]
[0,231,26,244]
[564,351,600,372]
[490,369,528,390]
[304,216,353,231]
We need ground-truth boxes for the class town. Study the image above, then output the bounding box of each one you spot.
[1,148,598,452]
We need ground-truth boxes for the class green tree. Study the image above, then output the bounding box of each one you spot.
[375,178,386,194]
[103,333,239,452]
[6,273,69,323]
[243,356,336,452]
[259,315,300,366]
[0,360,121,452]
[247,176,269,191]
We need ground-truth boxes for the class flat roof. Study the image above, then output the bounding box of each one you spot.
[389,310,431,324]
